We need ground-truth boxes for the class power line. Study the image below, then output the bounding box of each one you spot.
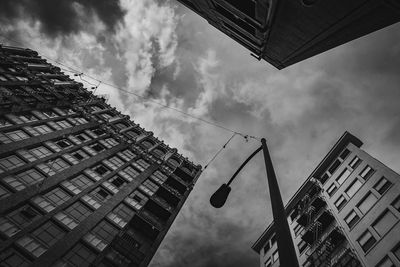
[0,34,261,142]
[204,133,237,169]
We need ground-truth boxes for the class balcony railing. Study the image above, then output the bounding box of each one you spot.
[162,183,182,198]
[152,195,174,212]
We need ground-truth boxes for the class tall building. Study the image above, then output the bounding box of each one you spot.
[0,44,202,267]
[176,0,400,69]
[252,132,400,267]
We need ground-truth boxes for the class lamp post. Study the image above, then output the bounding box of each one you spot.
[210,138,299,267]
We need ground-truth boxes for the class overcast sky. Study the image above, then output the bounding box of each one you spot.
[1,1,400,266]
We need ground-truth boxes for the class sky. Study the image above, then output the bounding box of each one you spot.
[1,1,400,266]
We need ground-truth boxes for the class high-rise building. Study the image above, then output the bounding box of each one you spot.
[176,0,400,69]
[0,44,202,267]
[252,132,400,267]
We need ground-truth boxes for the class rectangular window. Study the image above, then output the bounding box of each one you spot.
[336,169,352,185]
[0,117,13,128]
[113,203,135,222]
[43,110,58,118]
[0,155,25,171]
[293,223,303,236]
[29,146,52,159]
[358,230,377,252]
[33,124,52,134]
[90,220,119,244]
[360,165,374,180]
[93,164,110,176]
[372,210,398,237]
[8,205,41,228]
[264,258,272,267]
[56,120,72,129]
[70,174,93,189]
[16,236,46,257]
[357,192,378,214]
[0,184,10,199]
[328,159,341,175]
[327,184,337,197]
[15,168,45,186]
[121,166,140,181]
[344,210,360,229]
[298,239,308,254]
[349,156,361,168]
[139,179,159,196]
[118,149,136,161]
[56,139,72,149]
[374,177,392,195]
[392,196,400,212]
[376,256,395,267]
[62,242,97,267]
[109,176,126,189]
[132,159,150,171]
[65,201,92,222]
[264,242,271,254]
[75,133,90,142]
[18,113,38,122]
[108,156,124,168]
[345,179,362,198]
[393,243,400,261]
[150,170,168,185]
[272,249,279,262]
[334,195,347,211]
[90,187,111,203]
[50,158,70,172]
[0,248,31,267]
[339,148,350,160]
[91,143,105,153]
[44,187,71,206]
[5,129,29,141]
[32,221,66,247]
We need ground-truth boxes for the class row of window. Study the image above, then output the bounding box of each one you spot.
[357,203,400,254]
[376,242,400,267]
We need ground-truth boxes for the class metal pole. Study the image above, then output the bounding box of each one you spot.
[261,138,299,267]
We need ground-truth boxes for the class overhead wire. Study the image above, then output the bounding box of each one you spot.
[0,34,262,169]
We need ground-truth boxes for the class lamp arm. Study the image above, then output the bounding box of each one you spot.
[226,146,262,186]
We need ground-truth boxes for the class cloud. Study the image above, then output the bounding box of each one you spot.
[0,0,124,37]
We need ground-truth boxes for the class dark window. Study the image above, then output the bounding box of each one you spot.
[92,221,119,243]
[70,174,93,189]
[32,221,66,247]
[65,201,92,222]
[113,203,135,222]
[8,205,41,227]
[93,165,109,176]
[358,230,376,252]
[44,187,71,206]
[91,143,105,152]
[92,128,105,136]
[263,241,271,254]
[72,152,84,161]
[92,187,111,202]
[374,177,392,195]
[224,0,256,18]
[344,210,360,229]
[0,248,31,267]
[215,4,256,35]
[328,159,341,174]
[62,242,97,267]
[110,176,126,188]
[339,148,350,160]
[56,140,71,148]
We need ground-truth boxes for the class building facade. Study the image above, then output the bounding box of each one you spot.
[0,44,202,267]
[252,132,400,267]
[175,0,400,69]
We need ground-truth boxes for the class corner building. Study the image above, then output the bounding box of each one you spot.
[252,132,400,267]
[175,0,400,69]
[0,44,202,267]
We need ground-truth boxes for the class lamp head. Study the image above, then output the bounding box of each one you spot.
[210,183,231,208]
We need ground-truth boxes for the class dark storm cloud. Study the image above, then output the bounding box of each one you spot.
[0,0,125,37]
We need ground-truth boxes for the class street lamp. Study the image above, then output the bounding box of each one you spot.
[210,138,299,267]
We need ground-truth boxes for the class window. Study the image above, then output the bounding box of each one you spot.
[0,117,13,128]
[7,205,41,228]
[108,156,124,168]
[18,113,37,122]
[358,230,377,252]
[272,249,279,262]
[357,192,378,214]
[92,128,105,136]
[91,187,111,203]
[70,174,93,190]
[62,242,97,267]
[349,156,361,168]
[360,165,374,180]
[132,159,150,171]
[72,150,88,161]
[109,176,126,188]
[264,257,272,267]
[151,170,168,184]
[0,155,25,170]
[113,203,135,222]
[56,139,72,149]
[393,243,400,261]
[16,236,46,257]
[15,169,45,185]
[49,158,70,172]
[344,210,360,229]
[372,210,398,237]
[336,169,352,185]
[263,241,271,254]
[75,133,90,142]
[339,148,350,160]
[327,184,337,197]
[65,201,92,222]
[293,223,303,236]
[93,165,110,176]
[0,185,10,199]
[29,146,52,159]
[345,179,362,198]
[335,195,347,211]
[376,256,395,267]
[298,240,308,254]
[328,159,341,175]
[44,187,71,206]
[122,166,140,180]
[118,149,136,161]
[141,140,153,149]
[32,221,66,247]
[0,248,31,267]
[139,179,159,196]
[374,177,392,195]
[91,143,105,153]
[33,124,52,134]
[5,130,29,141]
[152,148,165,158]
[56,120,72,129]
[43,110,58,118]
[168,158,180,167]
[91,221,119,244]
[126,130,139,138]
[392,196,400,212]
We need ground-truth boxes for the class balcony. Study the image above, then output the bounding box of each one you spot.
[111,233,145,264]
[162,182,183,199]
[130,215,160,240]
[173,166,195,183]
[297,196,326,227]
[152,195,174,212]
[331,248,362,267]
[139,209,164,230]
[155,187,179,207]
[302,210,335,245]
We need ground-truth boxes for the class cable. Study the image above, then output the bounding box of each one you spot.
[0,35,262,142]
[204,133,236,169]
